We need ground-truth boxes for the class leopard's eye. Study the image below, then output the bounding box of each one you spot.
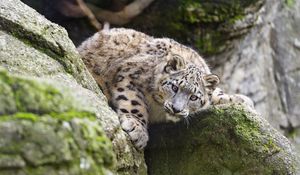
[190,95,198,101]
[172,84,178,93]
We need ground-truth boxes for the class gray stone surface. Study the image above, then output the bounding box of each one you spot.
[0,0,147,174]
[146,105,297,175]
[210,0,300,153]
[0,69,116,175]
[0,0,99,94]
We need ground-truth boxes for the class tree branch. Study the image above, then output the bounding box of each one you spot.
[76,0,102,30]
[87,0,154,25]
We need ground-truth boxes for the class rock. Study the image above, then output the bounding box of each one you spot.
[0,0,99,94]
[0,70,116,174]
[145,105,297,175]
[127,0,265,56]
[0,0,146,174]
[210,0,300,153]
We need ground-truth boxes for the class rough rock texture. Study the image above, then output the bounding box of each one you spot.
[145,105,297,175]
[0,0,146,174]
[0,70,116,174]
[20,0,98,46]
[127,0,265,56]
[210,0,300,153]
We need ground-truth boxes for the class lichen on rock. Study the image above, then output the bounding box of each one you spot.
[145,105,297,175]
[127,0,265,55]
[0,114,115,175]
[0,0,148,174]
[0,70,116,174]
[0,69,75,114]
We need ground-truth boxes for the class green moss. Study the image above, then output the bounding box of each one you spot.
[180,1,247,24]
[0,70,77,114]
[0,80,16,115]
[177,0,261,55]
[50,111,97,121]
[9,112,38,121]
[128,0,263,56]
[205,107,281,156]
[0,111,116,174]
[0,111,97,122]
[145,105,295,174]
[285,0,295,7]
[0,70,118,174]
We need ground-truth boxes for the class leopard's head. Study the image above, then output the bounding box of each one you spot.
[154,55,219,121]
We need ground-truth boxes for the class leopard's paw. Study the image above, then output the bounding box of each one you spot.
[120,116,149,150]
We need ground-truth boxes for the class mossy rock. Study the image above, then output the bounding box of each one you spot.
[0,113,115,175]
[0,70,116,174]
[127,0,264,56]
[0,0,101,94]
[0,69,75,115]
[145,105,297,175]
[0,0,147,173]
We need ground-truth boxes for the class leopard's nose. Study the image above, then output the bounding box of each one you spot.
[172,105,182,113]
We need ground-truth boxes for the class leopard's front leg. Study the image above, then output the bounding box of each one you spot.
[110,77,149,150]
[211,88,254,108]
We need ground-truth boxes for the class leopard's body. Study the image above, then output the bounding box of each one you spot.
[78,28,254,149]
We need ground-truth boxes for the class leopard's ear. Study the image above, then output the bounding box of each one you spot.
[203,74,220,90]
[164,54,186,73]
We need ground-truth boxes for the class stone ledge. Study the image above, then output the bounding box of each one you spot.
[145,105,297,175]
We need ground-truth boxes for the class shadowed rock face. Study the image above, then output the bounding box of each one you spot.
[145,105,297,175]
[127,0,264,57]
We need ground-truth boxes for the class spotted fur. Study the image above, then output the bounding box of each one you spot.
[78,28,254,150]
